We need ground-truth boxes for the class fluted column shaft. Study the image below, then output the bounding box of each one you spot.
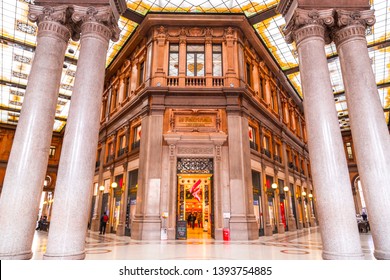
[44,6,120,260]
[334,9,390,260]
[0,5,70,260]
[285,9,363,260]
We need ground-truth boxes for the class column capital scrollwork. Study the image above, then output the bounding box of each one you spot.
[28,5,72,42]
[71,5,121,42]
[332,9,375,46]
[284,8,335,45]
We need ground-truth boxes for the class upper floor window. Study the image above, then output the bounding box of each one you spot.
[212,44,222,76]
[49,146,56,158]
[117,134,127,156]
[169,44,179,76]
[132,125,142,150]
[346,142,353,159]
[138,61,145,85]
[187,44,205,77]
[246,62,252,87]
[249,126,257,151]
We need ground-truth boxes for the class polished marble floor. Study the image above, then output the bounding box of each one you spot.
[30,226,376,260]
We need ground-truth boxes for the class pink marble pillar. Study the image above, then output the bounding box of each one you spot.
[0,5,71,260]
[334,9,390,260]
[43,6,120,260]
[284,8,363,259]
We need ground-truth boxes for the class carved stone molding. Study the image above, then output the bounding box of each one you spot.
[28,5,72,42]
[332,9,375,46]
[284,8,335,45]
[177,147,214,155]
[72,6,120,42]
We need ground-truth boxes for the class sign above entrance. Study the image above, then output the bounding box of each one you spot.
[169,109,221,133]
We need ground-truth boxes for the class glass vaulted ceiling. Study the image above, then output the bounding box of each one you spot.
[0,0,389,132]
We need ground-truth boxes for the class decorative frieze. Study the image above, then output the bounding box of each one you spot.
[177,147,213,155]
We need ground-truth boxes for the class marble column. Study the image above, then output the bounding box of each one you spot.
[334,9,390,260]
[226,111,258,240]
[44,6,120,260]
[0,5,71,260]
[284,8,363,259]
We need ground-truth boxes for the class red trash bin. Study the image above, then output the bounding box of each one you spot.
[223,228,230,241]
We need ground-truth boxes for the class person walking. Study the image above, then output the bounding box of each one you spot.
[99,212,109,235]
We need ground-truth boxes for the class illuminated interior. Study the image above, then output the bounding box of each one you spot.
[1,0,389,132]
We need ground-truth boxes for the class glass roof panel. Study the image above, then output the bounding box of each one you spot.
[126,0,279,16]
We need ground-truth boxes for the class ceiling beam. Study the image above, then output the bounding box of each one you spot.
[0,79,71,100]
[248,7,277,25]
[0,105,67,122]
[122,8,145,24]
[283,39,390,76]
[1,36,78,65]
[333,81,390,98]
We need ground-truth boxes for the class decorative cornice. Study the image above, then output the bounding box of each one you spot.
[284,8,335,45]
[71,5,120,42]
[332,9,375,46]
[28,5,72,42]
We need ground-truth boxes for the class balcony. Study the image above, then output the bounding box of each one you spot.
[274,155,282,163]
[249,141,258,151]
[185,77,206,86]
[131,140,140,150]
[106,154,115,163]
[261,148,272,159]
[117,147,128,157]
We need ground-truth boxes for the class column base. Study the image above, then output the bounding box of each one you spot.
[43,251,85,260]
[310,217,317,227]
[0,250,32,260]
[229,216,258,240]
[131,216,161,240]
[322,250,364,260]
[90,218,100,232]
[277,223,285,234]
[167,228,176,240]
[116,223,125,236]
[297,221,304,230]
[374,250,390,260]
[288,217,297,231]
[265,223,274,236]
[214,228,223,240]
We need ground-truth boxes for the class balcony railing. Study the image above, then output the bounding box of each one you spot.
[249,141,258,151]
[274,155,282,163]
[131,140,140,150]
[167,77,179,86]
[261,148,272,159]
[185,77,206,86]
[117,147,128,157]
[106,154,115,163]
[212,77,224,87]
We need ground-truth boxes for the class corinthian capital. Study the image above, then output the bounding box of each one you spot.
[28,5,72,42]
[336,9,376,28]
[28,5,68,24]
[284,8,335,44]
[71,6,121,42]
[332,10,375,46]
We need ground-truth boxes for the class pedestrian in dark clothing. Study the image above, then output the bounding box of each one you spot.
[100,212,109,235]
